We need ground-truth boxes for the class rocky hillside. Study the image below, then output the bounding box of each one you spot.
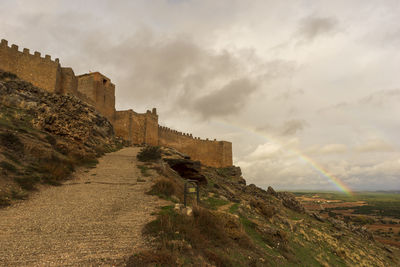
[128,147,400,266]
[0,70,122,206]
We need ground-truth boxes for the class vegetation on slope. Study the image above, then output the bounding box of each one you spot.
[0,70,123,206]
[128,147,400,266]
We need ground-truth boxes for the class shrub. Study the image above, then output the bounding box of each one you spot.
[0,194,10,207]
[137,146,161,162]
[250,199,277,218]
[2,151,20,164]
[14,175,40,190]
[0,71,17,81]
[148,178,175,198]
[45,134,57,146]
[0,161,17,172]
[37,155,75,185]
[0,132,23,152]
[126,250,176,267]
[137,165,151,177]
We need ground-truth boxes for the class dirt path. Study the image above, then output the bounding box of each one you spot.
[0,147,167,266]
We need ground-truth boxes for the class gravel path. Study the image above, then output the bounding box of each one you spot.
[0,147,167,266]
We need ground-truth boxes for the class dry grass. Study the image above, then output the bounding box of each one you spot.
[0,132,24,152]
[126,250,176,267]
[147,178,176,199]
[250,199,277,218]
[141,204,253,266]
[137,146,161,162]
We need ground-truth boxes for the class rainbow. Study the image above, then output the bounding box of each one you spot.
[215,121,353,195]
[295,152,353,196]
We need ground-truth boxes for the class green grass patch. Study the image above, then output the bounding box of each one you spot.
[137,165,151,177]
[240,215,265,248]
[203,197,229,210]
[229,203,239,214]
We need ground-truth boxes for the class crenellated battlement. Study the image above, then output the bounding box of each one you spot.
[158,125,232,167]
[1,39,60,64]
[158,125,223,143]
[0,39,62,93]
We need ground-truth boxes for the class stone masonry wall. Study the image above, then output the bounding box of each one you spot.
[0,39,61,93]
[77,72,116,124]
[60,67,78,95]
[158,126,233,168]
[114,109,158,146]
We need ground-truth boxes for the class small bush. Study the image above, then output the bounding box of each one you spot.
[11,187,28,200]
[0,161,17,172]
[0,71,17,80]
[37,156,75,185]
[45,134,57,146]
[0,132,23,152]
[137,146,161,162]
[2,152,20,164]
[137,165,151,177]
[126,250,176,267]
[14,175,40,190]
[250,199,276,218]
[148,178,175,198]
[0,194,10,207]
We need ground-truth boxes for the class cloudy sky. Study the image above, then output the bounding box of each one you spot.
[1,0,400,191]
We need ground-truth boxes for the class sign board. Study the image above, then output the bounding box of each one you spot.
[188,187,196,193]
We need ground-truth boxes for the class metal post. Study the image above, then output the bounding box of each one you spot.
[196,182,199,203]
[184,182,187,207]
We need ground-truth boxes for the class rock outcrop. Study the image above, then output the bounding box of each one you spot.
[0,70,122,206]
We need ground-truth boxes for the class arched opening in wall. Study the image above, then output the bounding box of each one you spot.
[103,79,107,85]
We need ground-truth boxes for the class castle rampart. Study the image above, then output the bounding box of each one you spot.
[77,72,116,124]
[0,40,233,168]
[158,126,233,167]
[0,39,61,93]
[114,108,158,146]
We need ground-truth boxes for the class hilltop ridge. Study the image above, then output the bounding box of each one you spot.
[127,147,400,266]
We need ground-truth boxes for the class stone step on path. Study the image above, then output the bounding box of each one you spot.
[0,147,168,266]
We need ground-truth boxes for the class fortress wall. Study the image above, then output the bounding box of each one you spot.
[131,112,146,144]
[144,109,159,146]
[114,109,158,146]
[77,72,116,124]
[0,39,62,93]
[115,110,133,143]
[158,126,233,167]
[60,67,78,95]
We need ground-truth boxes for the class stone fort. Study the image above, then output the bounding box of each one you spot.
[0,39,232,168]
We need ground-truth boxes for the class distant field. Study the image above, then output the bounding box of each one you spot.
[292,191,400,219]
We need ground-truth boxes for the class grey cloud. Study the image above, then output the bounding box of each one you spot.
[296,15,339,41]
[319,144,348,154]
[257,119,308,136]
[280,119,308,136]
[359,89,400,107]
[191,78,258,119]
[355,139,395,153]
